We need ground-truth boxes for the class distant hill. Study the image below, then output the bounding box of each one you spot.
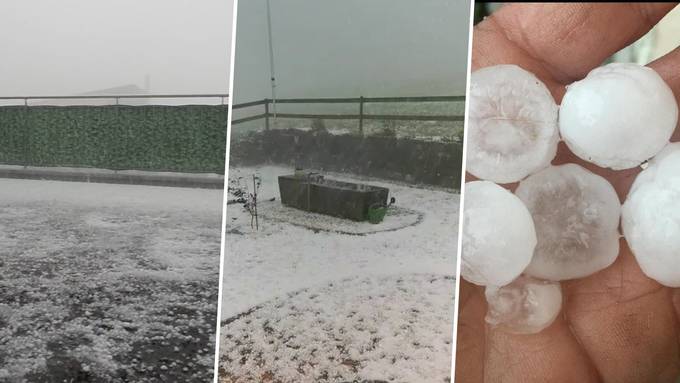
[32,84,149,106]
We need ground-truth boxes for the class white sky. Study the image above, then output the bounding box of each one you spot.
[0,0,472,100]
[0,0,233,96]
[233,0,471,102]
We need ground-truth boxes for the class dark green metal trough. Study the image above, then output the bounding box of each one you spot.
[278,174,389,221]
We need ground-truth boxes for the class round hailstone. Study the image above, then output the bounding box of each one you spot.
[467,65,559,183]
[516,164,621,281]
[622,143,680,287]
[485,275,562,334]
[560,63,678,170]
[462,181,537,286]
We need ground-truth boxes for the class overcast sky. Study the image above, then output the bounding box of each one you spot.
[233,0,471,102]
[0,0,233,97]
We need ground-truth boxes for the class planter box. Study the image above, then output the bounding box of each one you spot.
[278,174,389,221]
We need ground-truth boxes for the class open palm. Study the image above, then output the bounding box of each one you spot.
[456,4,680,383]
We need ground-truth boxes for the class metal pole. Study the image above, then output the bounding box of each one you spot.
[306,173,311,212]
[253,175,259,230]
[359,96,364,136]
[264,99,270,131]
[265,0,277,120]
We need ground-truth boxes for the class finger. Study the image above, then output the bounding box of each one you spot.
[485,3,677,84]
[454,281,598,383]
[564,240,680,383]
[454,280,486,383]
[673,289,680,347]
[483,314,599,383]
[472,15,566,98]
[649,46,680,101]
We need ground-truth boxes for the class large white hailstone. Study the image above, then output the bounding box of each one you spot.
[560,63,678,170]
[516,164,621,281]
[462,181,537,286]
[622,143,680,287]
[467,65,559,184]
[485,275,562,334]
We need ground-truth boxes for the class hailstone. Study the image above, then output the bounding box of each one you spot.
[467,65,559,183]
[622,143,680,287]
[516,164,621,281]
[462,181,537,286]
[560,63,678,170]
[485,275,562,334]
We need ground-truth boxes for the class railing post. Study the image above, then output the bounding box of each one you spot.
[264,99,270,131]
[23,98,29,167]
[359,96,364,136]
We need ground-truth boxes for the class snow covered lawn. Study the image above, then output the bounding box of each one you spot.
[0,179,223,382]
[220,166,459,383]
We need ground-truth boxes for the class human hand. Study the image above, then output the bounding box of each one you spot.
[455,4,680,383]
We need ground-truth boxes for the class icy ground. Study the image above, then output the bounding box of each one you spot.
[220,166,459,383]
[0,179,223,382]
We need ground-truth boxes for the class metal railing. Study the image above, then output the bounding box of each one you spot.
[0,94,230,106]
[231,95,465,135]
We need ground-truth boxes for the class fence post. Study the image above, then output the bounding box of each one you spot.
[359,96,364,136]
[264,99,270,131]
[23,99,29,167]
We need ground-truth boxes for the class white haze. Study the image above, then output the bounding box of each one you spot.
[0,0,233,97]
[233,0,471,103]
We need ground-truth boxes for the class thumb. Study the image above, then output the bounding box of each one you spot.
[483,312,599,383]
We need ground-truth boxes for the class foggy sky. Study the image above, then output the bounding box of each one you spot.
[233,0,471,103]
[0,0,233,97]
